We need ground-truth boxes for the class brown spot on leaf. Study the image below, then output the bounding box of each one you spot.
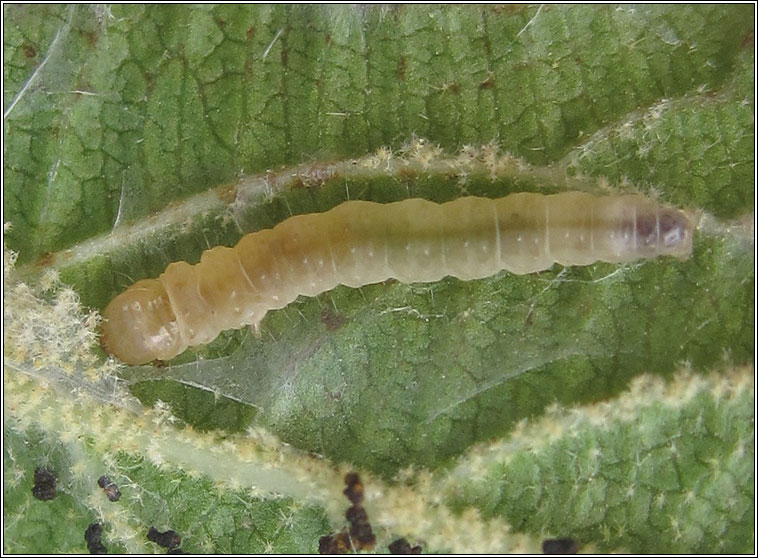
[82,29,99,48]
[397,166,419,181]
[22,42,37,58]
[321,308,347,332]
[215,181,238,204]
[37,252,54,267]
[397,56,407,80]
[742,30,754,48]
[479,74,495,90]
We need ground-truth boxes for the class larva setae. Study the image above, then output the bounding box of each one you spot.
[102,192,695,365]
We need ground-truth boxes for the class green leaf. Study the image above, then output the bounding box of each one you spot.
[4,5,754,554]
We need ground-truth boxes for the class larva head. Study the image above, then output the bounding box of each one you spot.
[636,207,696,260]
[101,279,186,365]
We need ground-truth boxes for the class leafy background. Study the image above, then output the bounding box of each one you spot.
[3,4,754,554]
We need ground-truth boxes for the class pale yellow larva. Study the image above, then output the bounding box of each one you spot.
[101,192,695,365]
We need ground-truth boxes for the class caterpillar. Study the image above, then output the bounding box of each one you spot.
[101,192,695,365]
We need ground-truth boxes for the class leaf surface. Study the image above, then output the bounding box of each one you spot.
[4,5,754,553]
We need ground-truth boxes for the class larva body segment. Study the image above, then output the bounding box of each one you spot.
[101,192,695,365]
